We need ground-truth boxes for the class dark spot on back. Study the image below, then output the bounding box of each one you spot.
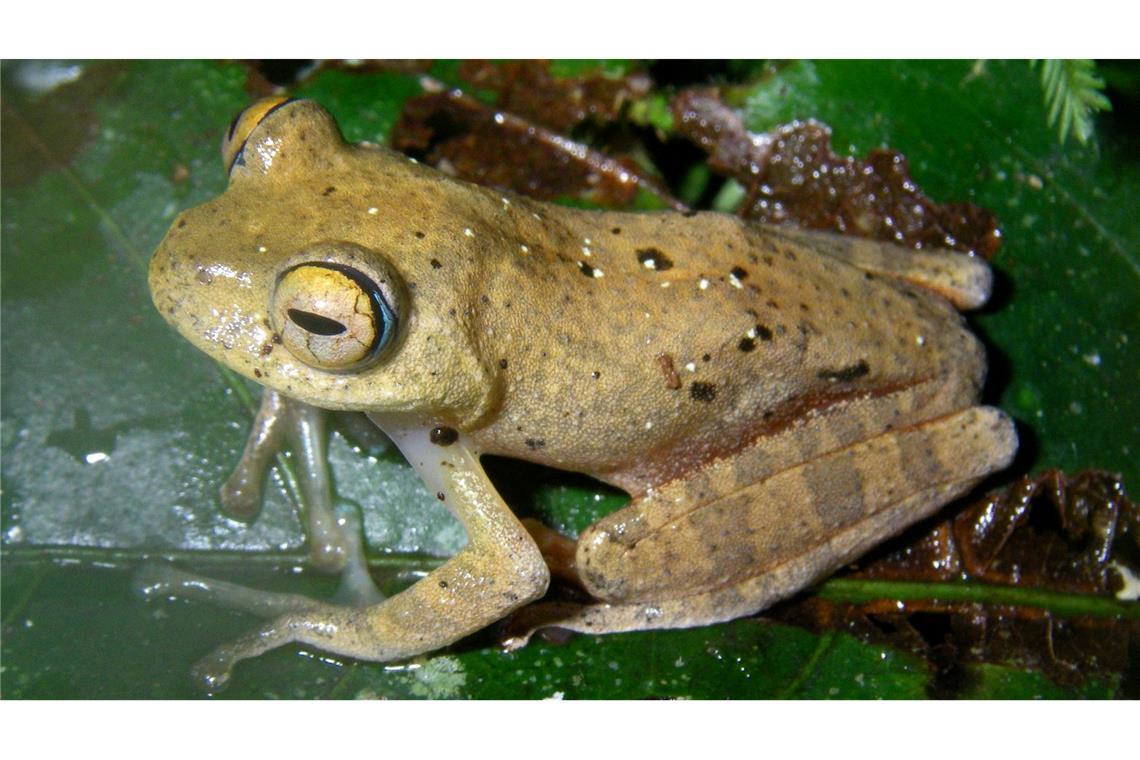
[525,437,546,450]
[690,381,718,402]
[818,360,870,383]
[755,324,773,341]
[322,186,336,196]
[415,231,426,238]
[578,261,601,278]
[430,258,442,269]
[730,266,749,281]
[636,248,674,271]
[738,337,756,352]
[611,227,622,235]
[499,358,508,369]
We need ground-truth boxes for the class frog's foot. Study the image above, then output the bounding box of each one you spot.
[220,389,349,573]
[763,225,994,310]
[134,503,383,618]
[504,406,1017,648]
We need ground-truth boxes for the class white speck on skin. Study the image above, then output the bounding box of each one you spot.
[257,246,268,253]
[698,278,710,290]
[685,362,696,372]
[1083,352,1101,367]
[464,228,474,237]
[501,197,511,206]
[519,244,529,254]
[593,268,604,278]
[645,421,653,430]
[582,246,592,257]
[660,281,671,288]
[368,207,379,215]
[916,334,926,346]
[1027,174,1043,190]
[729,273,744,289]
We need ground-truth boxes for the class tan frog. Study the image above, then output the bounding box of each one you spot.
[145,97,1017,688]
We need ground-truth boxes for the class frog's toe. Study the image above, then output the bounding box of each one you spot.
[218,473,263,521]
[330,502,385,607]
[191,648,237,693]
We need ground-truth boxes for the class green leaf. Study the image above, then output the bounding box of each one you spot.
[2,60,1135,699]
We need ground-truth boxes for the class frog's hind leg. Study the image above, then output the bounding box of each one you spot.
[503,406,1016,647]
[760,225,994,310]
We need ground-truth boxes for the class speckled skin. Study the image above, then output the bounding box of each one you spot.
[149,100,1017,683]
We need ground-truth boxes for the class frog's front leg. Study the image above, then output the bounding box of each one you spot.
[193,417,549,690]
[136,500,383,616]
[220,389,349,573]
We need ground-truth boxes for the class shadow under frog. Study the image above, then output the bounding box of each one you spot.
[140,97,1017,689]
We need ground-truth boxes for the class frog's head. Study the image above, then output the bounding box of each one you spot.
[149,98,502,426]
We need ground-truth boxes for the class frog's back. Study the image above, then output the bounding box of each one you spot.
[470,205,986,492]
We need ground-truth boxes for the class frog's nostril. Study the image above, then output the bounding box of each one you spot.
[287,309,347,336]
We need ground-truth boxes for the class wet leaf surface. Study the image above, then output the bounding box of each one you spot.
[2,60,1137,699]
[778,471,1139,694]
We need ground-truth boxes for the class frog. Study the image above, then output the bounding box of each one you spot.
[144,97,1017,689]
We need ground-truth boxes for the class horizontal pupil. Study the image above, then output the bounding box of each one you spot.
[288,308,347,336]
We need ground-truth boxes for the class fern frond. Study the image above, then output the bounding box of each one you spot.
[1032,60,1112,146]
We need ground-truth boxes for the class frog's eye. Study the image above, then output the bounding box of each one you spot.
[223,96,295,174]
[271,263,397,371]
